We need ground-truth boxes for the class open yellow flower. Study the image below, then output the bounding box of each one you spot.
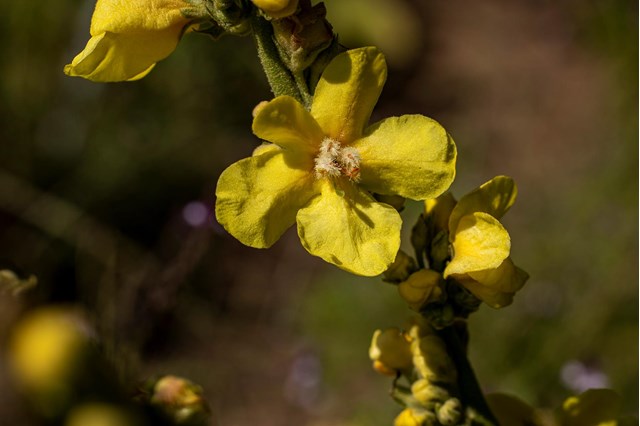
[64,0,195,82]
[442,176,528,308]
[215,47,456,276]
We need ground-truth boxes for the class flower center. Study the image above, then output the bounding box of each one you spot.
[314,138,361,181]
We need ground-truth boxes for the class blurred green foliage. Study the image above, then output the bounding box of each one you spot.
[0,0,636,425]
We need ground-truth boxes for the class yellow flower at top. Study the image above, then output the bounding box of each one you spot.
[441,176,528,308]
[215,47,457,276]
[64,0,194,82]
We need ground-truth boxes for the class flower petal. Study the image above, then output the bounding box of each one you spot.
[353,115,457,200]
[449,175,517,234]
[444,212,510,277]
[215,149,316,248]
[64,0,189,82]
[296,181,401,276]
[311,47,386,143]
[467,257,528,294]
[252,96,324,154]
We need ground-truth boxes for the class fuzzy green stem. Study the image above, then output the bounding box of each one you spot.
[250,14,303,103]
[437,326,499,425]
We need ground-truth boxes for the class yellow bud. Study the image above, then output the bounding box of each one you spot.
[252,0,299,19]
[436,398,462,425]
[369,328,413,375]
[398,269,445,311]
[65,403,141,426]
[411,379,450,405]
[394,408,436,426]
[383,250,418,284]
[410,330,457,385]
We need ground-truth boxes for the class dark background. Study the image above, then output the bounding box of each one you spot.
[0,0,637,424]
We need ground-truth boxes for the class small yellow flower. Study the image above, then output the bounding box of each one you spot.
[442,176,528,308]
[215,47,457,276]
[64,0,195,82]
[252,0,299,19]
[398,269,445,311]
[394,408,434,426]
[369,328,413,375]
[559,389,623,426]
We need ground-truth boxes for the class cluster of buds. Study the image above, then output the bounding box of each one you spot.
[385,176,529,327]
[369,320,464,426]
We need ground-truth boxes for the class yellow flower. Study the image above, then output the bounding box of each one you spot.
[64,0,195,82]
[215,47,457,276]
[442,176,528,308]
[369,328,413,376]
[559,389,623,426]
[252,0,299,19]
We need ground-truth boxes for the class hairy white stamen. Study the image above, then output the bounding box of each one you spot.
[314,138,361,181]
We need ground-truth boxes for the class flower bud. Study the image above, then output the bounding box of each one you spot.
[398,269,445,311]
[436,398,462,426]
[394,408,437,426]
[271,2,334,72]
[149,375,210,426]
[383,250,418,284]
[411,379,450,405]
[252,0,299,19]
[369,328,413,375]
[409,326,457,385]
[410,214,429,258]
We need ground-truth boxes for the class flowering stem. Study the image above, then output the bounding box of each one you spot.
[437,325,499,425]
[251,14,304,103]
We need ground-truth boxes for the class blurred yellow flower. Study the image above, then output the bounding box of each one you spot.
[64,0,194,82]
[215,46,457,276]
[442,176,528,308]
[369,327,413,376]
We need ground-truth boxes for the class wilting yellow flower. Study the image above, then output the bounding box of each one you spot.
[442,176,528,308]
[252,0,299,19]
[64,0,196,82]
[215,47,457,276]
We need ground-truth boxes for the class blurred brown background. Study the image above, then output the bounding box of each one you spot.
[0,0,637,424]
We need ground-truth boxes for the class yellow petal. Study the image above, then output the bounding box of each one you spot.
[449,175,517,234]
[425,192,457,232]
[215,149,316,248]
[444,212,510,277]
[353,115,456,200]
[455,277,515,308]
[296,180,401,276]
[252,96,324,154]
[311,47,386,143]
[467,257,528,293]
[64,0,189,82]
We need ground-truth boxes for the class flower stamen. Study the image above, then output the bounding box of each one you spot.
[314,138,361,181]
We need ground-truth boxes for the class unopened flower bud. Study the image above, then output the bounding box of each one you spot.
[411,379,450,405]
[437,398,462,425]
[428,230,450,273]
[394,408,437,426]
[383,250,418,284]
[409,326,457,385]
[252,0,299,19]
[369,328,413,376]
[150,375,210,426]
[398,269,445,311]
